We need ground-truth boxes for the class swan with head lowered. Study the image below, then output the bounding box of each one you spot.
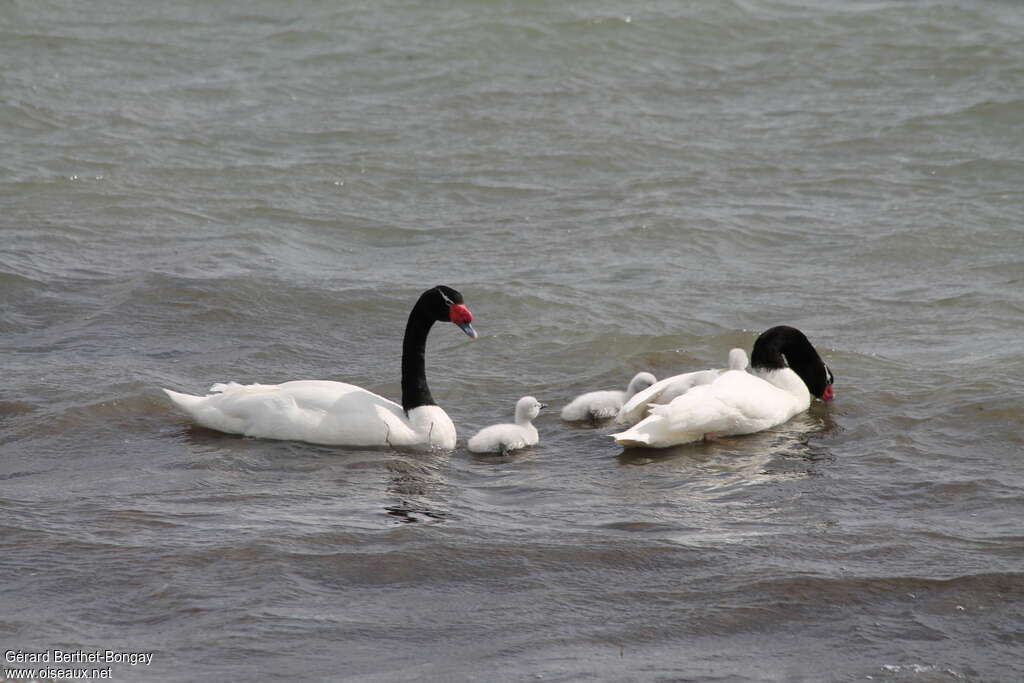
[615,348,748,425]
[611,326,834,449]
[560,371,657,423]
[163,285,477,449]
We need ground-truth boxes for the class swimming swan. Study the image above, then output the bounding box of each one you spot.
[163,285,477,449]
[468,396,546,454]
[611,326,834,449]
[561,371,657,423]
[615,348,748,425]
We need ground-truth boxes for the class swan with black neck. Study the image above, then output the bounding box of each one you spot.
[163,285,477,449]
[611,326,834,449]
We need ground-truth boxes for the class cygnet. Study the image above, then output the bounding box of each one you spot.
[468,396,546,454]
[560,371,657,423]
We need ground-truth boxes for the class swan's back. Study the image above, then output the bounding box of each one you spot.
[656,371,794,436]
[163,380,448,447]
[612,369,807,448]
[615,349,748,426]
[616,368,721,425]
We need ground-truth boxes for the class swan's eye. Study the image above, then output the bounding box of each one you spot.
[436,287,455,307]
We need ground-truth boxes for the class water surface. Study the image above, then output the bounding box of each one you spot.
[2,1,1023,681]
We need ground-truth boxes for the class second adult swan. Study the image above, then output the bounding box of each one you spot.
[611,326,834,449]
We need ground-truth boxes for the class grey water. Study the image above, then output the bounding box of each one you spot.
[2,0,1023,680]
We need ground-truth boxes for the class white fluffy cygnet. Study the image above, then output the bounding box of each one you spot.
[560,371,657,423]
[468,396,546,454]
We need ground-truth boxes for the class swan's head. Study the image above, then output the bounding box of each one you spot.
[821,365,835,401]
[626,372,657,396]
[515,396,547,423]
[751,326,834,401]
[425,285,477,339]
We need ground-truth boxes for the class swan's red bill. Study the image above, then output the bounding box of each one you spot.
[822,385,834,401]
[449,304,477,339]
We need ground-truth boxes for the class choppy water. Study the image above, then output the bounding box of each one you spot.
[2,1,1023,681]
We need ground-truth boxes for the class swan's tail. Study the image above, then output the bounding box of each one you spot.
[612,413,703,449]
[162,388,205,416]
[610,424,652,447]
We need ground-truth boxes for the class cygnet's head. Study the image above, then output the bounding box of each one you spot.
[727,348,749,371]
[514,396,547,423]
[626,371,657,396]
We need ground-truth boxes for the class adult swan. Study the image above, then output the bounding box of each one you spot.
[163,285,477,449]
[611,326,834,449]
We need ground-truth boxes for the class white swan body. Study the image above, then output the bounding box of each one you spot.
[616,348,748,425]
[468,396,546,454]
[163,285,477,450]
[611,326,834,449]
[164,381,457,448]
[560,371,657,422]
[611,367,808,448]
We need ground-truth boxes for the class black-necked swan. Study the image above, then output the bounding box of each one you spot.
[163,285,477,449]
[611,326,834,449]
[467,396,546,454]
[560,371,657,423]
[615,348,748,425]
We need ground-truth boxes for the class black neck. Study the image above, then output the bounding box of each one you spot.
[400,305,437,413]
[750,329,790,371]
[750,326,828,397]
